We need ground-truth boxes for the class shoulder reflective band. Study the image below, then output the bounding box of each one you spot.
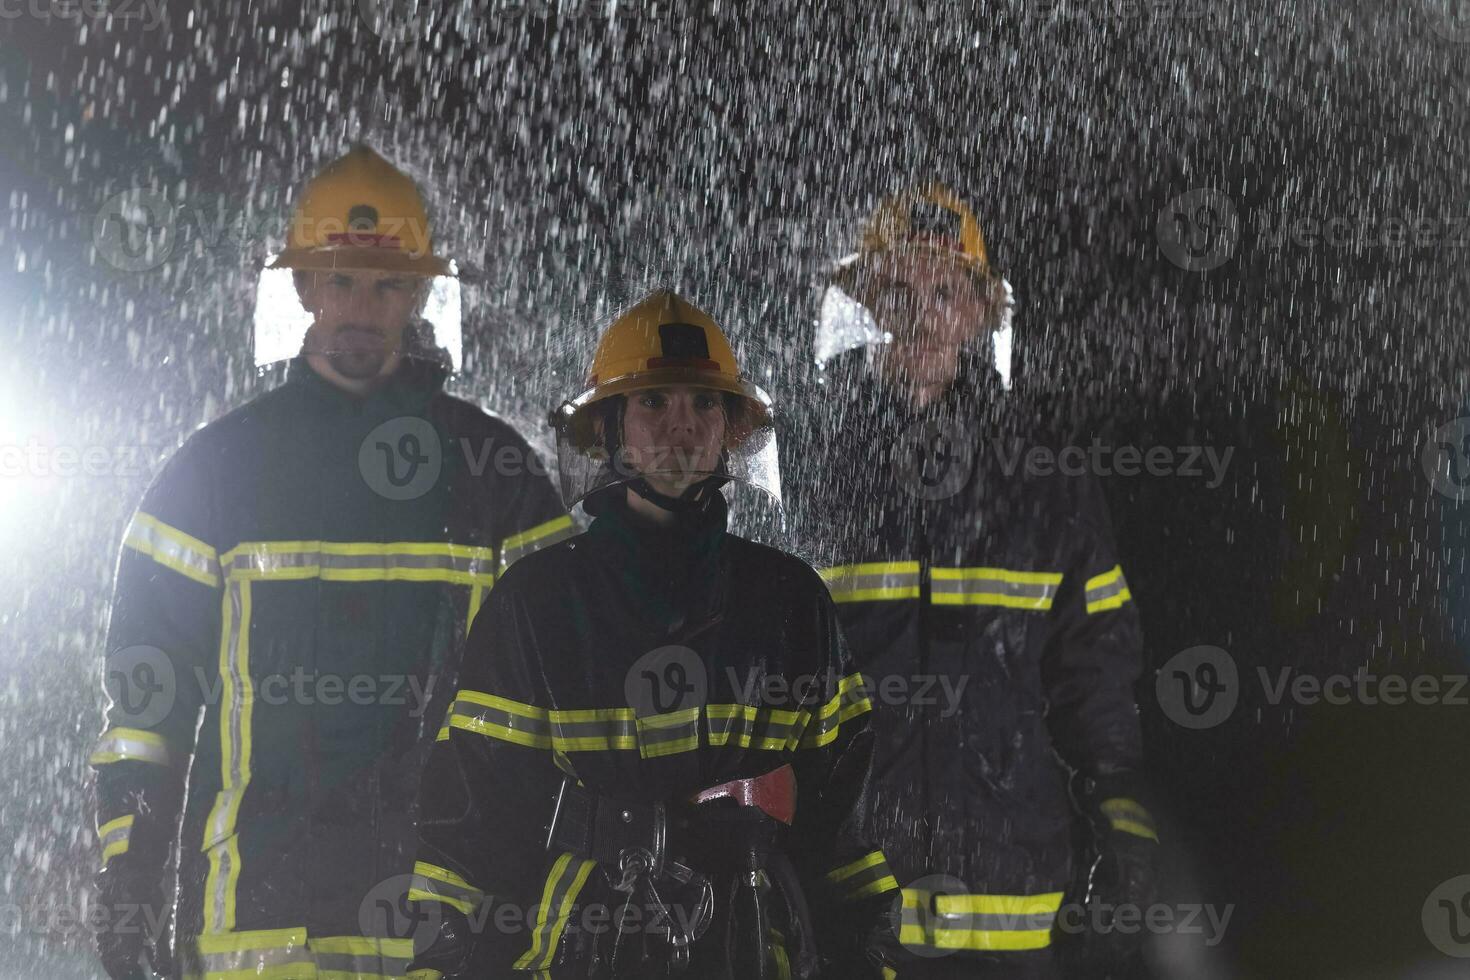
[827,851,900,902]
[308,934,415,978]
[447,674,872,757]
[89,727,173,767]
[409,861,486,916]
[98,814,134,862]
[900,889,1063,952]
[1084,565,1132,614]
[194,927,313,977]
[929,567,1063,610]
[499,514,577,572]
[513,852,598,970]
[820,562,921,603]
[1100,797,1158,842]
[123,511,221,588]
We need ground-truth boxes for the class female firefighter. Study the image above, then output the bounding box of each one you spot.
[405,289,898,979]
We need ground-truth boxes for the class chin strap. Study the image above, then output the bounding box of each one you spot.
[627,475,729,514]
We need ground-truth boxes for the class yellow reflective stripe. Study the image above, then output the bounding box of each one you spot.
[820,561,922,602]
[99,814,134,861]
[707,703,803,750]
[930,567,1063,610]
[826,850,900,900]
[410,861,485,915]
[798,673,871,749]
[124,512,221,588]
[1100,797,1159,841]
[220,540,497,586]
[309,934,414,978]
[1084,564,1133,614]
[500,515,576,571]
[204,579,253,933]
[195,927,312,978]
[514,852,597,970]
[899,889,1061,952]
[89,726,173,767]
[935,893,1064,916]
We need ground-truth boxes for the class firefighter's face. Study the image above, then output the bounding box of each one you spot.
[619,386,727,496]
[857,251,989,401]
[295,270,427,379]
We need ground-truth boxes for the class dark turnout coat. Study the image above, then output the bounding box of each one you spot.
[91,356,570,978]
[789,351,1146,960]
[410,492,898,977]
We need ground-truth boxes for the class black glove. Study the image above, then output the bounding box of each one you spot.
[1064,769,1160,977]
[94,861,171,980]
[406,904,477,978]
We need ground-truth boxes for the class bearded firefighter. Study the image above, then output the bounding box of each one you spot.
[89,144,572,979]
[405,289,898,978]
[790,183,1159,979]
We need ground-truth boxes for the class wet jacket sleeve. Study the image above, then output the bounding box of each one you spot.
[1040,470,1147,797]
[486,424,575,576]
[409,577,568,938]
[786,576,900,970]
[90,435,220,879]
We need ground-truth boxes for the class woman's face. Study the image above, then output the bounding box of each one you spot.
[618,385,728,497]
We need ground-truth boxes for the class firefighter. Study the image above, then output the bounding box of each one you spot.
[405,289,898,979]
[90,144,573,979]
[790,183,1159,979]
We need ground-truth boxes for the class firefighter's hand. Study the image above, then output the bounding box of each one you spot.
[1070,771,1161,973]
[94,862,169,980]
[406,905,476,978]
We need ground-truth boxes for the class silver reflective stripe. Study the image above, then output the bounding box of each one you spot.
[99,818,132,859]
[707,709,798,748]
[900,905,1058,933]
[1085,567,1131,611]
[313,949,412,975]
[453,702,552,740]
[207,579,249,932]
[225,547,494,577]
[820,563,923,602]
[412,871,483,909]
[123,512,221,587]
[929,574,1058,605]
[91,730,171,766]
[550,715,638,749]
[198,946,313,974]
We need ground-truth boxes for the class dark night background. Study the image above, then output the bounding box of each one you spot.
[3,1,1470,976]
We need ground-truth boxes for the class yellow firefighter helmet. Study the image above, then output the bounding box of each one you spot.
[833,180,1009,322]
[268,144,452,276]
[552,289,780,509]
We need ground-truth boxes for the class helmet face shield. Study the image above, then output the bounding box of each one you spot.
[553,378,781,512]
[251,261,462,371]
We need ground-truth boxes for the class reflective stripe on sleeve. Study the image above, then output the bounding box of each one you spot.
[1084,565,1132,614]
[123,512,221,588]
[309,934,415,979]
[899,889,1063,952]
[89,727,173,767]
[194,927,313,978]
[98,814,134,862]
[820,562,922,603]
[409,861,486,916]
[499,515,576,572]
[827,850,900,901]
[1100,797,1158,842]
